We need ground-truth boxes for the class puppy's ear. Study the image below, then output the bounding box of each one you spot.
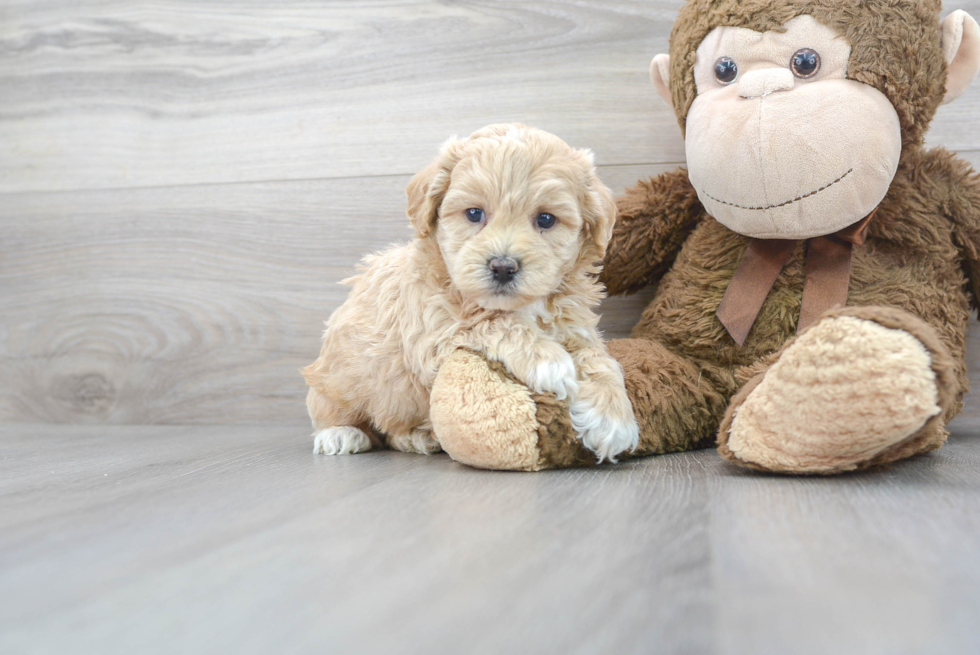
[406,137,463,238]
[580,157,617,260]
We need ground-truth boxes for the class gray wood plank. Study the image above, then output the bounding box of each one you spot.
[1,1,978,193]
[0,163,676,424]
[1,421,979,655]
[4,155,980,424]
[0,0,684,193]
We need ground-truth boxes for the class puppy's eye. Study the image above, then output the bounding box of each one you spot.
[714,56,738,85]
[465,208,486,223]
[535,213,557,230]
[791,48,820,78]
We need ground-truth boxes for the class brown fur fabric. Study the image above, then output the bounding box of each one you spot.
[608,338,728,455]
[436,1,980,473]
[533,392,598,468]
[716,306,960,473]
[564,0,980,473]
[487,358,599,469]
[603,169,704,296]
[668,0,948,152]
[599,146,978,467]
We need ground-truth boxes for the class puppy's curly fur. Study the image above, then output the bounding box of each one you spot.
[302,124,639,461]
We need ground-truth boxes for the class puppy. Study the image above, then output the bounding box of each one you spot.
[302,124,639,462]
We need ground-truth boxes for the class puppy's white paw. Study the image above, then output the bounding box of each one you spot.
[569,399,640,463]
[313,426,373,455]
[525,349,579,401]
[387,428,442,455]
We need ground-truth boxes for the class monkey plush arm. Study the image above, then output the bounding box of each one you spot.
[600,168,704,296]
[946,155,980,312]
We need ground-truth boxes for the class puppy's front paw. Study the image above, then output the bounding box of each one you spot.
[525,349,579,401]
[313,426,373,455]
[387,428,442,455]
[569,399,640,463]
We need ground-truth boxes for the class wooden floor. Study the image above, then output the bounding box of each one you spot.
[3,0,979,424]
[1,419,979,655]
[4,1,980,653]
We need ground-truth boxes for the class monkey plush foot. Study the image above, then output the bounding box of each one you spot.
[430,350,596,471]
[718,307,957,474]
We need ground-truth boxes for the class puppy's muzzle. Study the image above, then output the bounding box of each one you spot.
[488,256,520,286]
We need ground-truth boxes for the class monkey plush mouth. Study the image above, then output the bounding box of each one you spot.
[701,168,853,211]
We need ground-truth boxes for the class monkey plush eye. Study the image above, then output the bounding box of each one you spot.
[535,213,557,229]
[465,208,486,223]
[714,57,738,84]
[791,48,821,78]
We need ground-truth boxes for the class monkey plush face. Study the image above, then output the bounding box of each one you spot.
[685,16,900,239]
[650,1,980,240]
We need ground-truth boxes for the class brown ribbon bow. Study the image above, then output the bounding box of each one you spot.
[716,210,877,346]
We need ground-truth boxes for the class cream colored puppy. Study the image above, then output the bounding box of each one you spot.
[302,124,639,462]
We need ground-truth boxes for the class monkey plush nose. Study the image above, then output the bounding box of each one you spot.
[738,68,795,98]
[488,257,520,284]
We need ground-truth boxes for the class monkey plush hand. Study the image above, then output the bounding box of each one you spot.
[430,0,980,474]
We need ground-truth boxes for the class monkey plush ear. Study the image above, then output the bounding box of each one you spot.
[941,10,980,105]
[405,138,461,238]
[649,54,672,107]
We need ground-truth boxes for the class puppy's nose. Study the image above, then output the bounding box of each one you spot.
[488,257,520,284]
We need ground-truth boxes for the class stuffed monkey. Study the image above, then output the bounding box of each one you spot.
[430,0,980,474]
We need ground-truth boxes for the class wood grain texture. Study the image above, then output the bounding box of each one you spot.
[1,0,978,193]
[4,4,980,652]
[4,156,980,424]
[0,163,673,424]
[2,1,980,425]
[1,421,979,654]
[0,0,683,193]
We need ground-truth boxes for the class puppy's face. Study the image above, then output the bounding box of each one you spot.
[406,124,615,311]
